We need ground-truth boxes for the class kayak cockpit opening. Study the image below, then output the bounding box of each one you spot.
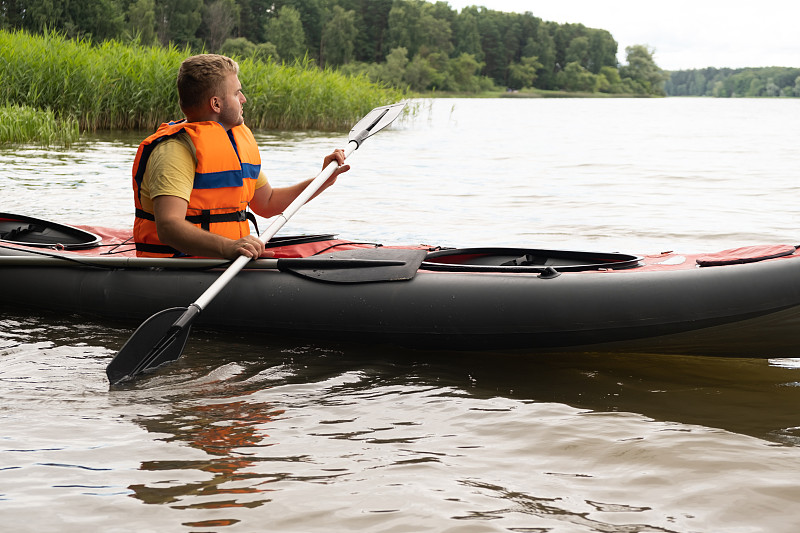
[422,247,642,274]
[0,212,102,250]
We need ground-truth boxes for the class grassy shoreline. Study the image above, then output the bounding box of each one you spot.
[0,29,404,145]
[0,104,81,146]
[0,29,657,148]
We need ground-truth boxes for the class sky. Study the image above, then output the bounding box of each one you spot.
[445,0,800,71]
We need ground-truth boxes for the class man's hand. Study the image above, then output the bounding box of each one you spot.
[224,234,267,260]
[323,148,350,184]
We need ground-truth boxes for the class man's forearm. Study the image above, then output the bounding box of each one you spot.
[156,218,231,258]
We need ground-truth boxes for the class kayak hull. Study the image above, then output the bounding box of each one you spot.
[3,243,800,357]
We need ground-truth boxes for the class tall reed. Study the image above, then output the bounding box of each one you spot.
[239,57,401,130]
[0,29,405,132]
[0,104,80,146]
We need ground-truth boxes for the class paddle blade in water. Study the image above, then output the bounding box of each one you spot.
[106,307,194,385]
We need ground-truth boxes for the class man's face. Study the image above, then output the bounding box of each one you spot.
[216,72,246,130]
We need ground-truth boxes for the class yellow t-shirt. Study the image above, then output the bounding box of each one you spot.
[138,131,267,213]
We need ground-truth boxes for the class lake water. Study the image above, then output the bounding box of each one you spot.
[2,98,800,532]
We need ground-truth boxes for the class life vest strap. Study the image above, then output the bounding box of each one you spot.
[135,208,258,233]
[134,241,183,256]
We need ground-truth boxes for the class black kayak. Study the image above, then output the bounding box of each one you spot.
[2,212,800,357]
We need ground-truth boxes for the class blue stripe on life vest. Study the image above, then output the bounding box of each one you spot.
[193,163,261,189]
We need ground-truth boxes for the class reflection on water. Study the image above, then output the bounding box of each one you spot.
[132,393,283,511]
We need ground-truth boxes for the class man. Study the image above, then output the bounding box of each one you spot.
[132,54,349,259]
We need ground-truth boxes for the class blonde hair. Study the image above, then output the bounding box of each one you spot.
[177,54,239,112]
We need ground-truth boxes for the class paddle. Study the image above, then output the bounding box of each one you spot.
[106,102,407,385]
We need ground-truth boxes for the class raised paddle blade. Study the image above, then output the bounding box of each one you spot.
[106,306,195,385]
[277,248,428,283]
[348,102,406,147]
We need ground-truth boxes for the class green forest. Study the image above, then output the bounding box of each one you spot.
[666,67,800,97]
[0,0,669,96]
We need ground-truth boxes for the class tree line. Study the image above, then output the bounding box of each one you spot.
[666,67,800,97]
[0,0,668,95]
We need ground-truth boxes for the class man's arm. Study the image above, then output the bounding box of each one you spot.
[153,195,264,259]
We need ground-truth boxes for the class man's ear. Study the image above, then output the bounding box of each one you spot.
[210,96,221,113]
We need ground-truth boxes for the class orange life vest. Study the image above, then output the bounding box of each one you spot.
[132,120,261,257]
